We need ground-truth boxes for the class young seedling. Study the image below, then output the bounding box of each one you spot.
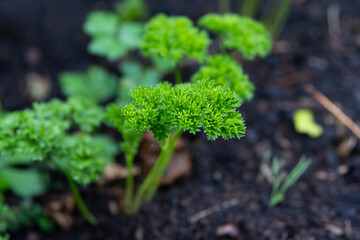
[270,156,311,206]
[108,79,246,214]
[198,13,272,60]
[140,14,211,83]
[0,98,118,225]
[0,200,53,237]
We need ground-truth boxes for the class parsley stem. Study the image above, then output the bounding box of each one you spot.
[131,129,183,213]
[124,152,135,215]
[65,172,98,225]
[175,63,182,84]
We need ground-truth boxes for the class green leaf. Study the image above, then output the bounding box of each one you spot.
[108,79,246,141]
[87,22,143,61]
[0,168,45,197]
[199,13,272,60]
[118,22,143,49]
[192,54,254,103]
[141,14,211,64]
[84,11,119,37]
[293,109,323,138]
[59,65,117,103]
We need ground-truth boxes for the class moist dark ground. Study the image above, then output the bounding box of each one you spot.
[1,0,360,239]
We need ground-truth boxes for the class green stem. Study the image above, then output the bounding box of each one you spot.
[219,0,231,13]
[65,172,98,225]
[175,63,182,84]
[131,129,183,213]
[240,0,260,17]
[124,152,135,215]
[266,0,292,38]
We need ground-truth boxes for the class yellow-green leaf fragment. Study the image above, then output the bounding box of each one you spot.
[293,109,323,138]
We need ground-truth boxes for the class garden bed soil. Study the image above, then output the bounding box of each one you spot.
[1,0,360,239]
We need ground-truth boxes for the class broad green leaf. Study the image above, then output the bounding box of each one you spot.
[59,65,117,103]
[118,22,143,49]
[84,11,119,37]
[0,168,45,197]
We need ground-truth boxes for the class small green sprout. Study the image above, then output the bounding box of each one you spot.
[192,54,254,102]
[0,98,118,225]
[84,11,143,60]
[59,65,117,103]
[108,79,246,213]
[198,13,272,60]
[270,156,311,207]
[293,109,323,138]
[141,14,210,82]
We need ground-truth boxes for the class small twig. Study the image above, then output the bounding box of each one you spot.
[305,84,360,139]
[188,198,239,223]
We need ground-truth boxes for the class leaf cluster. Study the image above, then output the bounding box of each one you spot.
[0,201,53,235]
[107,79,245,141]
[199,13,272,60]
[192,54,254,102]
[60,65,117,103]
[0,98,117,185]
[140,14,211,63]
[84,11,143,60]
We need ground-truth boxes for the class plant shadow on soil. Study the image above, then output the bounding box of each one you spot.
[1,0,360,239]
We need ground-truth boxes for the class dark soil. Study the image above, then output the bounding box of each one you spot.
[1,0,360,239]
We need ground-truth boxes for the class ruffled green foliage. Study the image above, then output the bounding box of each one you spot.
[0,98,117,185]
[108,79,246,141]
[199,13,272,60]
[53,135,118,185]
[0,201,53,235]
[192,54,254,102]
[117,61,160,107]
[59,65,117,103]
[84,11,143,60]
[140,14,211,64]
